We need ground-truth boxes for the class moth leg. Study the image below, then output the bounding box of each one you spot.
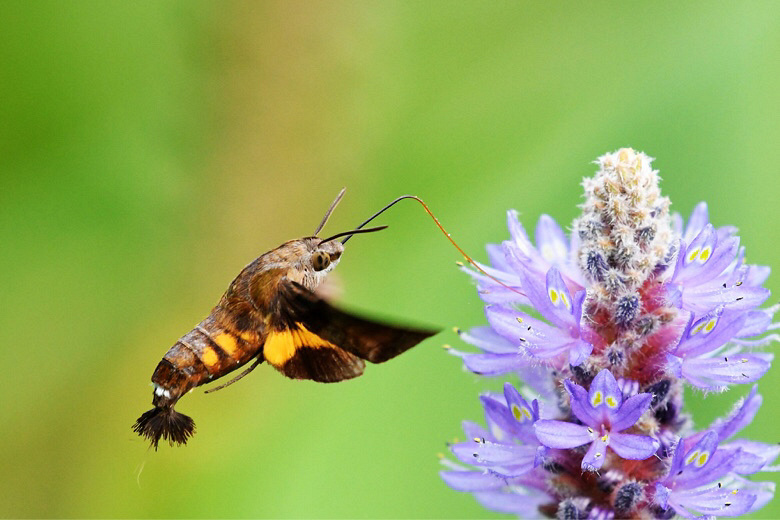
[204,356,264,394]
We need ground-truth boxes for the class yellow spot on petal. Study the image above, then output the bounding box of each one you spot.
[601,434,609,443]
[696,452,709,467]
[699,248,711,262]
[549,288,559,305]
[692,322,705,336]
[704,318,717,333]
[687,249,700,263]
[511,404,524,422]
[561,292,571,310]
[686,450,700,466]
[523,408,532,420]
[606,396,618,409]
[591,391,603,406]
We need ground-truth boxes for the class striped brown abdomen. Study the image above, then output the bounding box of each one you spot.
[151,313,264,406]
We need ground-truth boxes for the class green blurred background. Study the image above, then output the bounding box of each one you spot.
[2,1,780,518]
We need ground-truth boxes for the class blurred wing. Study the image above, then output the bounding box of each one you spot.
[274,280,439,364]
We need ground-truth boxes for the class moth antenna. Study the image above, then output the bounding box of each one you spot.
[132,406,195,450]
[313,187,347,235]
[346,195,524,297]
[204,356,264,394]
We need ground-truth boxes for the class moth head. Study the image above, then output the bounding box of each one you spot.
[309,238,344,274]
[286,237,345,291]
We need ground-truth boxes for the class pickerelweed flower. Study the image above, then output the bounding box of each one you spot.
[442,149,778,518]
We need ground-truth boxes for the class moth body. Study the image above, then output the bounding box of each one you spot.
[133,226,432,450]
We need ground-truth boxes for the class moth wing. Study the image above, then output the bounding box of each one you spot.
[276,280,438,364]
[263,325,366,383]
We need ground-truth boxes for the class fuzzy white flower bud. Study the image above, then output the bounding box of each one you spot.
[575,148,672,320]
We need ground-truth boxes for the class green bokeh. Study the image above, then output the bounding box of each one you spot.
[2,1,779,518]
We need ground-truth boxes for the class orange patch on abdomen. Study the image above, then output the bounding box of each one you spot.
[214,332,239,357]
[201,347,220,368]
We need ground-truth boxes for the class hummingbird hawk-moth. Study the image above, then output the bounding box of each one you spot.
[133,189,438,449]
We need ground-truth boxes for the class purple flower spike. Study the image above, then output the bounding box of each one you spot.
[442,149,777,518]
[535,370,658,471]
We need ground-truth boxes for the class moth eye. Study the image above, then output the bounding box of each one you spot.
[312,252,331,271]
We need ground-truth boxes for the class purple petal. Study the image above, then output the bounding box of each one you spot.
[502,383,539,444]
[655,483,672,509]
[458,326,517,354]
[674,433,739,489]
[723,440,780,474]
[476,283,529,304]
[535,214,569,265]
[683,202,709,244]
[506,210,536,260]
[681,354,771,390]
[676,224,718,280]
[452,439,538,470]
[697,237,741,284]
[745,264,771,286]
[672,482,757,517]
[666,436,686,477]
[682,284,770,315]
[503,244,571,329]
[480,395,521,440]
[534,420,593,449]
[544,267,577,329]
[568,339,594,366]
[581,435,608,471]
[564,379,601,427]
[732,333,780,347]
[460,352,530,376]
[485,304,583,363]
[485,305,557,345]
[610,393,653,432]
[503,383,537,423]
[676,308,748,358]
[589,369,623,413]
[462,420,494,443]
[486,243,513,273]
[666,354,683,377]
[718,448,771,475]
[709,385,761,442]
[737,311,773,338]
[740,478,776,512]
[440,470,504,491]
[609,432,659,460]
